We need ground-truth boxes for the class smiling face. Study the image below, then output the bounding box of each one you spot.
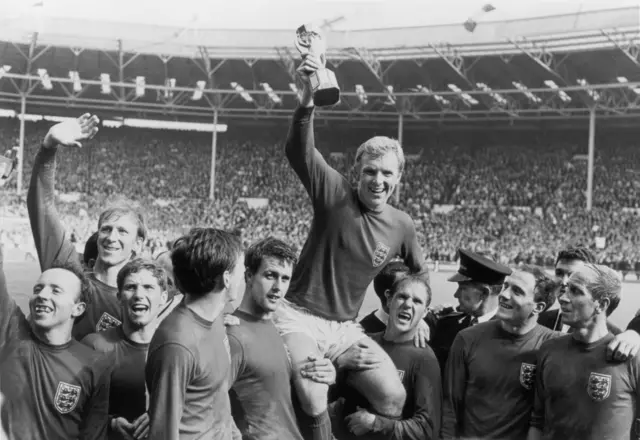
[356,152,401,211]
[246,256,293,316]
[119,269,168,328]
[30,268,86,331]
[497,270,541,325]
[387,280,429,335]
[97,213,141,267]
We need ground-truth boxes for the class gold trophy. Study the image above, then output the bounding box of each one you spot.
[295,24,340,107]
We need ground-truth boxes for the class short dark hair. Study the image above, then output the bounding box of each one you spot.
[389,273,432,308]
[555,246,596,266]
[519,264,558,313]
[245,237,297,275]
[171,228,243,296]
[116,258,171,293]
[98,203,147,241]
[49,260,92,307]
[83,232,99,268]
[373,261,410,302]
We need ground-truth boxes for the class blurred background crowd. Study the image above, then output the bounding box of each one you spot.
[1,118,639,273]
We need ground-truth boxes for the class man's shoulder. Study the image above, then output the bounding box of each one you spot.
[453,320,502,346]
[151,306,197,347]
[67,339,111,366]
[435,311,468,330]
[385,205,414,225]
[538,332,570,353]
[81,327,122,352]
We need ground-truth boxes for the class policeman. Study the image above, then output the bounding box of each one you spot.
[429,249,511,371]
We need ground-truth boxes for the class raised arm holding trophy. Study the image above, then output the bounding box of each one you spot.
[295,24,340,107]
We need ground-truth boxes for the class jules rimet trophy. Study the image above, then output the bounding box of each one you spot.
[294,24,340,107]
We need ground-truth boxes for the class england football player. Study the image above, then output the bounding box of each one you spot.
[333,274,441,440]
[0,244,110,440]
[529,264,640,440]
[275,51,428,437]
[442,265,558,440]
[82,259,171,440]
[146,228,245,440]
[28,114,147,339]
[539,247,621,334]
[359,261,410,334]
[228,237,336,440]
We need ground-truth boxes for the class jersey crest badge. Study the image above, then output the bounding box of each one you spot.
[96,312,122,332]
[54,382,81,414]
[587,372,612,402]
[519,363,536,390]
[397,370,405,381]
[372,242,390,267]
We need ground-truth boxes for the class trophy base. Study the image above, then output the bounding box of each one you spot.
[309,68,340,107]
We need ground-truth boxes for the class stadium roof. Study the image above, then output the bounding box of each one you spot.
[0,0,639,128]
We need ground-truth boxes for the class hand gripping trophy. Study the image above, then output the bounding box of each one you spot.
[294,24,340,107]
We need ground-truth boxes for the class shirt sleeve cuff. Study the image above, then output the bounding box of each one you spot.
[294,105,315,123]
[372,415,395,435]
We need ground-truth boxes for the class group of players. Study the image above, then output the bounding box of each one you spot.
[1,53,640,440]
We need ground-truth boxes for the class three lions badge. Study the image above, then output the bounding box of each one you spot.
[587,372,612,402]
[372,242,390,268]
[96,312,122,332]
[54,382,81,414]
[519,363,536,390]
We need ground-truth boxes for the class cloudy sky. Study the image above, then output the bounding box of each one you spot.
[1,0,638,30]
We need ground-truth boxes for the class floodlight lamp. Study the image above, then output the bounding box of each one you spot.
[0,65,11,79]
[37,68,52,90]
[100,73,111,94]
[192,80,206,101]
[69,71,81,93]
[135,76,146,97]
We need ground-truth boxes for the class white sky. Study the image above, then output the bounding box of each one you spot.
[2,0,639,30]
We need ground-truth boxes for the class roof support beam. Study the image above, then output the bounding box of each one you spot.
[348,47,397,106]
[430,43,518,118]
[601,29,640,71]
[198,46,226,108]
[508,37,595,109]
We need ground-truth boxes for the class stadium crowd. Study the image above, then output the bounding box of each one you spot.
[1,118,639,271]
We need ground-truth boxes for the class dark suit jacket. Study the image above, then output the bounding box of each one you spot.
[538,308,622,334]
[358,311,387,334]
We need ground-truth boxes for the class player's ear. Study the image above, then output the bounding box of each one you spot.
[597,297,610,315]
[72,301,86,318]
[532,300,546,316]
[222,270,231,291]
[384,289,393,307]
[160,290,168,305]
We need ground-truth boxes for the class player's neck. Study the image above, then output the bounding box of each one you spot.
[93,258,128,288]
[30,322,73,346]
[499,317,538,336]
[237,296,273,320]
[384,326,417,343]
[571,318,609,344]
[184,291,228,323]
[122,319,155,344]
